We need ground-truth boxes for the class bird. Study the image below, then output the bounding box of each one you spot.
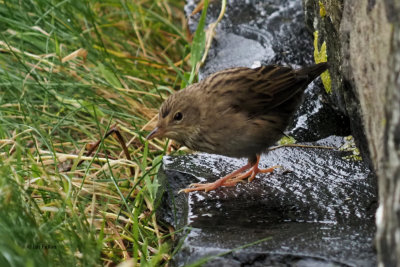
[146,62,329,193]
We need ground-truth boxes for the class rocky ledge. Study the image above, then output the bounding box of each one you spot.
[157,137,377,266]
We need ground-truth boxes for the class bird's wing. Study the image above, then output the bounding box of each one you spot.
[203,65,310,116]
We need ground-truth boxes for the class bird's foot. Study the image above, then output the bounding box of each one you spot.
[178,162,253,193]
[179,179,233,193]
[225,165,280,185]
[178,158,281,193]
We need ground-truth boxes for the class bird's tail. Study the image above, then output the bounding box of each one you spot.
[296,62,329,81]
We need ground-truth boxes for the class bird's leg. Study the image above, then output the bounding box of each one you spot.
[179,162,253,193]
[179,155,279,193]
[224,155,279,186]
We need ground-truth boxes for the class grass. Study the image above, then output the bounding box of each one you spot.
[0,0,205,265]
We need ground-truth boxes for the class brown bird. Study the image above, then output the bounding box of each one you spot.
[147,62,329,193]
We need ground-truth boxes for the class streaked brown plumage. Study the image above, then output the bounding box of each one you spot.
[147,62,329,193]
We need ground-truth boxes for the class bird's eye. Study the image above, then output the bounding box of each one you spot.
[173,112,183,121]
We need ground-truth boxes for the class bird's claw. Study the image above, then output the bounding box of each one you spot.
[178,184,212,193]
[179,177,247,194]
[188,183,203,187]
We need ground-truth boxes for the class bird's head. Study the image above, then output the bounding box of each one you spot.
[146,88,200,145]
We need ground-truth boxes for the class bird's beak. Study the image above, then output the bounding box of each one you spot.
[146,127,163,140]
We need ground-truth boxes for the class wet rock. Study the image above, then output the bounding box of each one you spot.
[288,79,350,142]
[157,136,377,266]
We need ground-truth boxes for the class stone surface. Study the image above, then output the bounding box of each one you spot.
[303,0,400,265]
[186,0,314,77]
[302,0,374,170]
[157,137,377,266]
[340,0,391,175]
[375,2,400,266]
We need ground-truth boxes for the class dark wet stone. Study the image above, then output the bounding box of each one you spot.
[288,78,351,142]
[186,0,314,76]
[157,136,377,267]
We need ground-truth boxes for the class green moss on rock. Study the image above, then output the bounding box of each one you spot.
[313,31,332,94]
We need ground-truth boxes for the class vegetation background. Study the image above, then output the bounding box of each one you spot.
[0,0,204,265]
